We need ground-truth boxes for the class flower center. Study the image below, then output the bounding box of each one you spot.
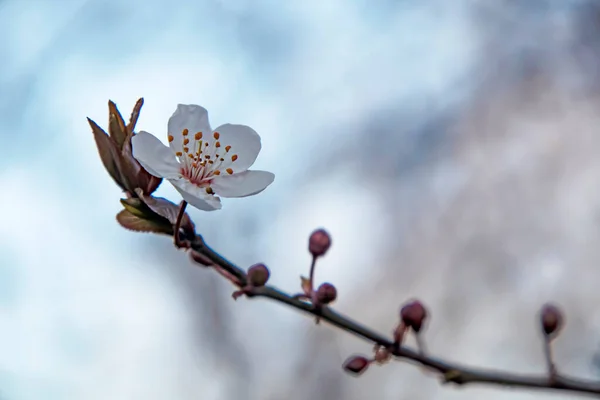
[168,129,238,194]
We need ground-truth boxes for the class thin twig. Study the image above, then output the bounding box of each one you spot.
[185,233,600,397]
[174,201,188,248]
[544,337,558,379]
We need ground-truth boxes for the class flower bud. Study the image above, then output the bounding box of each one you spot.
[247,263,270,287]
[309,228,331,257]
[540,303,563,337]
[343,355,370,376]
[400,300,428,333]
[316,282,337,305]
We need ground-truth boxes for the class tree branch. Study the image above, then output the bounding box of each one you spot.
[187,234,600,397]
[91,98,600,398]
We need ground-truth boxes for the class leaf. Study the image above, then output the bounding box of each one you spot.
[144,175,162,195]
[300,275,312,296]
[127,98,144,137]
[87,117,125,190]
[108,100,128,150]
[120,198,151,218]
[116,209,172,234]
[118,149,144,194]
[136,189,195,235]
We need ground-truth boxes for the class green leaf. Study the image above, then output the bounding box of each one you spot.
[120,198,151,218]
[116,209,172,234]
[108,100,128,150]
[87,117,125,191]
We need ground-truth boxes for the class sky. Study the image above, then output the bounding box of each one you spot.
[1,0,600,399]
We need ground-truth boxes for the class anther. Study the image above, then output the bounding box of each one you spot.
[231,154,238,162]
[183,147,189,153]
[182,129,189,136]
[226,168,234,175]
[176,151,183,156]
[213,132,220,139]
[183,138,190,145]
[168,135,174,143]
[213,170,221,175]
[215,141,221,147]
[195,132,202,140]
[225,145,231,152]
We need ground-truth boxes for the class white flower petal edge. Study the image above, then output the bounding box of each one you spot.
[171,179,222,211]
[210,123,261,173]
[211,170,275,198]
[131,131,182,179]
[167,105,212,153]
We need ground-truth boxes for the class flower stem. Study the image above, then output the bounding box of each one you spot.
[543,337,557,379]
[174,200,188,248]
[308,255,317,294]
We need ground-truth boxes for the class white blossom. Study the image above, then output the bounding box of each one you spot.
[132,104,274,211]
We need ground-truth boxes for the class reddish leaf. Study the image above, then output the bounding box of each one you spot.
[300,276,312,296]
[127,98,144,137]
[88,117,125,191]
[144,175,162,195]
[116,210,172,234]
[108,100,128,150]
[136,189,195,235]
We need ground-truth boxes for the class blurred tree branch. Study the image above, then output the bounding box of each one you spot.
[185,231,600,398]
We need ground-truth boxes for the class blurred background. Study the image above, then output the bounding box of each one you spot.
[1,0,600,399]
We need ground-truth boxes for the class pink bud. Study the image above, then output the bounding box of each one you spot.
[400,300,428,333]
[540,303,563,337]
[309,228,331,257]
[316,282,337,305]
[343,355,370,376]
[247,263,270,287]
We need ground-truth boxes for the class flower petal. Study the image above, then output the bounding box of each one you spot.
[167,104,212,153]
[211,170,274,198]
[132,131,182,179]
[170,178,222,211]
[211,123,261,174]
